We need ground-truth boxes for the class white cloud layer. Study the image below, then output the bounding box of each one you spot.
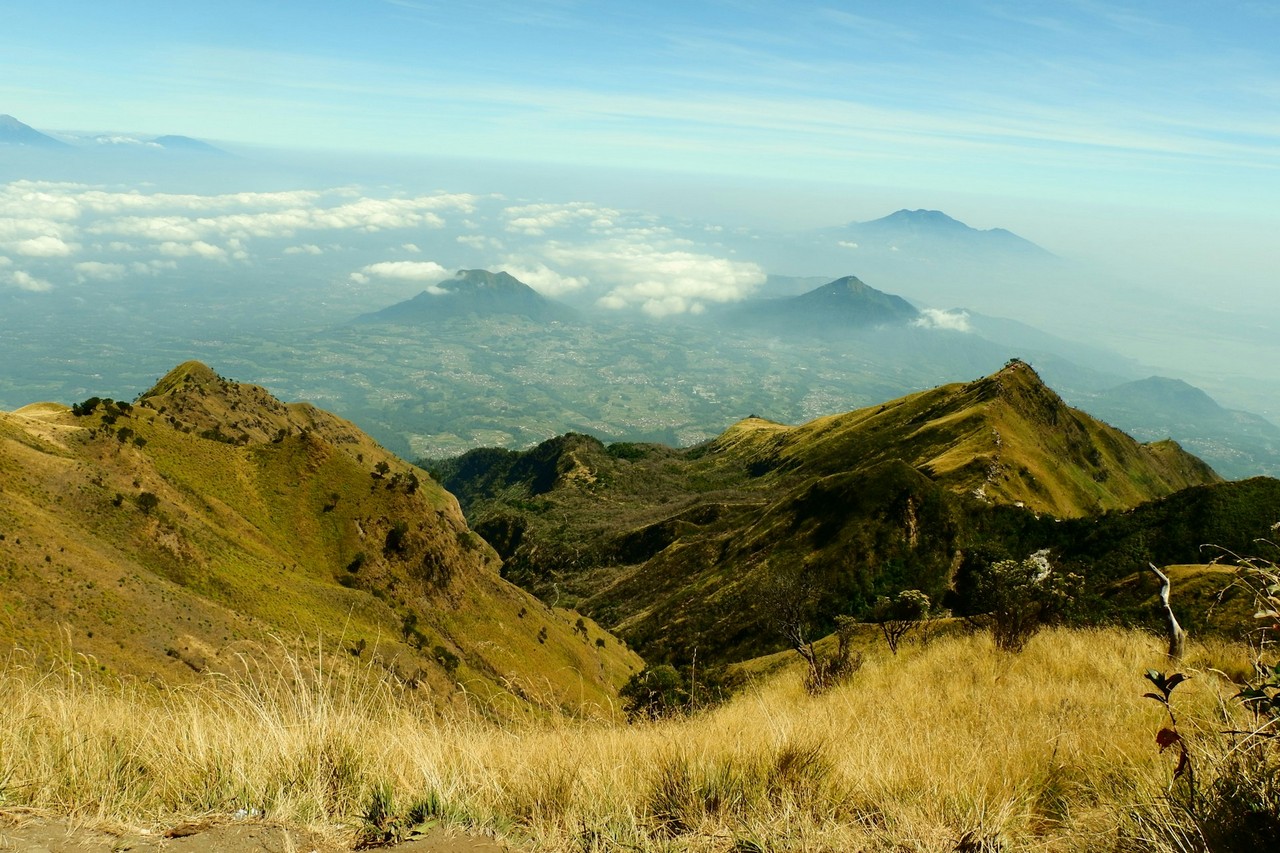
[504,202,620,236]
[3,269,54,292]
[0,180,759,319]
[74,261,127,281]
[912,308,973,332]
[540,240,764,317]
[352,260,449,284]
[0,182,477,270]
[158,240,228,261]
[495,261,589,297]
[12,235,76,257]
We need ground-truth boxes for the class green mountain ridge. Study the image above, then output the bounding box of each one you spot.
[430,361,1221,664]
[0,362,638,712]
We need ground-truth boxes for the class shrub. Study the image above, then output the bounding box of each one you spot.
[803,615,864,695]
[432,645,460,675]
[620,665,687,721]
[967,551,1080,652]
[384,521,409,556]
[872,589,931,654]
[620,662,733,720]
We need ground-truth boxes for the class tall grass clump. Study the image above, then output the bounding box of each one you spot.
[0,627,1252,851]
[1124,555,1280,852]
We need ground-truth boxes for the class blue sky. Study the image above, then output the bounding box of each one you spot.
[6,1,1278,203]
[3,2,1279,288]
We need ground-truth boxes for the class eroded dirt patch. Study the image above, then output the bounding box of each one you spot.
[0,813,517,853]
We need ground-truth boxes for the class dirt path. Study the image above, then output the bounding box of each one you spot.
[0,813,518,853]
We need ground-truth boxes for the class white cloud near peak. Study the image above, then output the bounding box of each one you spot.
[495,261,589,297]
[542,240,765,317]
[912,308,973,332]
[353,260,449,283]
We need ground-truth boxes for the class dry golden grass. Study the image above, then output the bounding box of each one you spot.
[1,626,1263,851]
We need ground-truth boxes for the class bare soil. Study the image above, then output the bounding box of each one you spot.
[0,812,516,853]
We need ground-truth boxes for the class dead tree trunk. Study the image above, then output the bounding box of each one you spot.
[1150,563,1186,661]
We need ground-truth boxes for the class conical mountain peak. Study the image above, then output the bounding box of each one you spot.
[358,269,576,324]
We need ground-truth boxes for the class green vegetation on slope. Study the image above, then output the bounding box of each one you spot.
[0,362,639,714]
[430,362,1223,664]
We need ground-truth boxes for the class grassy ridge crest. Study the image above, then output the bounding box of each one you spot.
[0,362,640,713]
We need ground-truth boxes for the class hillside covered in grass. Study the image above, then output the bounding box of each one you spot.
[0,626,1270,851]
[0,361,639,713]
[431,361,1226,663]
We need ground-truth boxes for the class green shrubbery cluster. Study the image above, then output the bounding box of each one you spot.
[619,663,733,721]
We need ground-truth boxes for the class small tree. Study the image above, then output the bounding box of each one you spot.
[384,521,410,556]
[872,589,931,654]
[134,491,160,515]
[805,615,863,694]
[762,563,862,694]
[969,551,1080,652]
[400,612,419,643]
[620,664,688,720]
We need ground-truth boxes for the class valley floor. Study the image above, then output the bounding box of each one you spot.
[0,626,1270,852]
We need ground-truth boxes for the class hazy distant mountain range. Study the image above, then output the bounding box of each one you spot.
[336,266,1280,478]
[0,114,67,148]
[0,122,1275,478]
[828,208,1053,258]
[0,113,227,154]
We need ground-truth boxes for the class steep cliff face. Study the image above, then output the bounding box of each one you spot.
[0,363,639,714]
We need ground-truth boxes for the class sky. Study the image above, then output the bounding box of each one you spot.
[2,1,1279,402]
[4,1,1278,210]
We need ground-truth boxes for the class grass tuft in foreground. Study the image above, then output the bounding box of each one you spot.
[0,623,1273,851]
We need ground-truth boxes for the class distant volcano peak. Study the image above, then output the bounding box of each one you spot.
[357,269,576,325]
[0,114,67,148]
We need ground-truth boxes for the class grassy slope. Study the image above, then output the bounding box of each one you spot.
[436,362,1221,664]
[0,626,1261,851]
[0,362,640,715]
[713,360,1218,518]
